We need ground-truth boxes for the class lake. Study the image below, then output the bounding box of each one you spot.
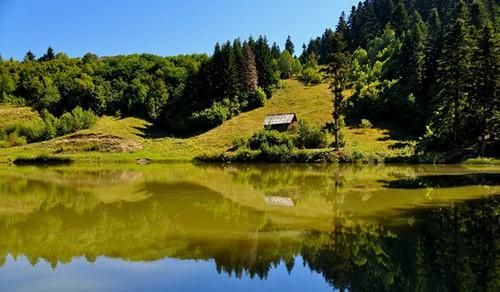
[0,163,498,292]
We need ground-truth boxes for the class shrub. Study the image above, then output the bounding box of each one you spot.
[190,101,233,129]
[359,119,373,129]
[234,149,256,162]
[58,112,76,135]
[0,132,27,147]
[71,106,97,130]
[259,143,294,163]
[249,129,294,150]
[16,118,46,142]
[246,87,267,110]
[231,137,249,151]
[41,110,58,139]
[3,118,46,143]
[294,120,328,149]
[55,108,97,136]
[300,67,323,85]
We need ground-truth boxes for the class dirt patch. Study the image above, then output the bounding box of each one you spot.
[50,133,143,153]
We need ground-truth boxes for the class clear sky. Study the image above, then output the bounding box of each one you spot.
[0,0,358,60]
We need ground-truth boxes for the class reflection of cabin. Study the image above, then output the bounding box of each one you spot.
[263,113,297,132]
[264,196,295,208]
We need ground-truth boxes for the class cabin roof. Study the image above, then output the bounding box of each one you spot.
[263,113,296,126]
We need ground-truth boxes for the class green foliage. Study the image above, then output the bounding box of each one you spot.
[285,35,295,55]
[300,67,323,85]
[359,119,373,129]
[323,0,500,156]
[40,109,58,139]
[294,120,328,149]
[189,99,241,130]
[249,129,294,150]
[0,106,97,147]
[259,143,294,163]
[278,51,302,79]
[247,87,267,110]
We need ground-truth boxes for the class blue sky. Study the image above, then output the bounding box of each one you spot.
[0,0,357,60]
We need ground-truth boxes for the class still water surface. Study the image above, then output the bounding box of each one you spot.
[0,163,498,291]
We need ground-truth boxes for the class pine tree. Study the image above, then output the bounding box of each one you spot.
[336,11,350,41]
[39,47,55,62]
[254,36,277,96]
[271,42,281,59]
[241,43,258,96]
[471,24,499,154]
[324,32,349,150]
[422,8,443,122]
[285,36,295,56]
[23,50,36,62]
[220,42,240,100]
[470,0,484,29]
[398,11,427,96]
[433,1,474,147]
[210,43,225,100]
[391,2,409,35]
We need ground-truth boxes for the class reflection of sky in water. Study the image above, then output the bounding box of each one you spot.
[0,255,332,292]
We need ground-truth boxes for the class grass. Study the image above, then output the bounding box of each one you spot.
[0,80,417,163]
[0,105,39,128]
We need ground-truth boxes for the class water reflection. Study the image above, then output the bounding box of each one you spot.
[0,164,498,291]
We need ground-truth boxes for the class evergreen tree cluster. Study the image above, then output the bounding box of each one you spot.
[165,36,282,134]
[302,0,499,154]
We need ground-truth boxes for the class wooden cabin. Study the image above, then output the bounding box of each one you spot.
[263,113,297,132]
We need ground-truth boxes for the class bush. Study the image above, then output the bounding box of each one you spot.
[58,112,76,135]
[300,67,323,85]
[359,119,373,129]
[70,106,97,130]
[41,110,58,139]
[294,120,328,149]
[231,137,249,151]
[0,132,27,148]
[259,143,294,163]
[190,100,235,130]
[249,129,294,150]
[16,118,46,142]
[246,87,267,110]
[0,107,98,148]
[234,149,256,162]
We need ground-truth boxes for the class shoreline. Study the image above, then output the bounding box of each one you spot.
[1,151,498,166]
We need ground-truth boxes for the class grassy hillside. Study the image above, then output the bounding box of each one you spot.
[0,80,411,162]
[0,105,39,129]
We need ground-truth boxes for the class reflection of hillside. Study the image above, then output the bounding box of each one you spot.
[0,181,320,276]
[0,163,499,283]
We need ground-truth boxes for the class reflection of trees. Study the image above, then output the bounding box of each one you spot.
[0,164,498,288]
[0,179,319,277]
[385,173,500,189]
[303,195,500,291]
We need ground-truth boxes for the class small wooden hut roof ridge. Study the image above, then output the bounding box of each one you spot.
[263,113,297,130]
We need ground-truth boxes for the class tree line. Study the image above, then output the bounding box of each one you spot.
[0,36,307,136]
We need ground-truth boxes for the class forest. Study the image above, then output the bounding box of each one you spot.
[0,0,498,158]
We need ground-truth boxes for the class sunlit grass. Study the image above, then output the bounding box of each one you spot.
[0,105,39,128]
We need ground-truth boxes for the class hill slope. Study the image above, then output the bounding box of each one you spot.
[0,80,409,162]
